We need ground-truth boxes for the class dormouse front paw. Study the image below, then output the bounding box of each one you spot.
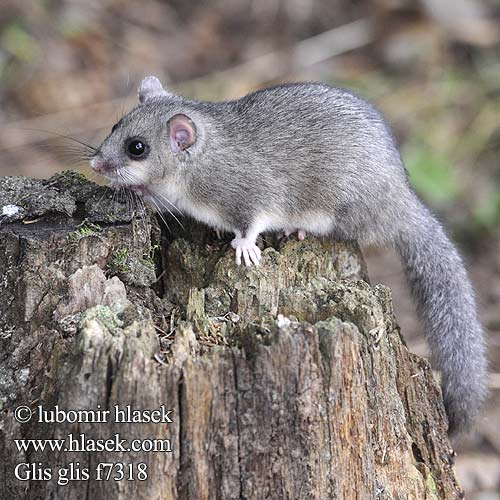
[230,237,261,267]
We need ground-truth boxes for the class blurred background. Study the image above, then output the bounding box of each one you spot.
[0,0,499,496]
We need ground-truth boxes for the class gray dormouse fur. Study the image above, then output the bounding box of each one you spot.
[91,75,487,435]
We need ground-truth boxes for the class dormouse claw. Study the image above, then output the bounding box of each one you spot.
[231,237,262,267]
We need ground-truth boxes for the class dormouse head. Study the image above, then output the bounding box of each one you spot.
[90,76,199,190]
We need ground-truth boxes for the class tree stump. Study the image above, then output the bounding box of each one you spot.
[0,172,463,499]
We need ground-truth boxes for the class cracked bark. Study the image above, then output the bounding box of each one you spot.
[0,172,463,499]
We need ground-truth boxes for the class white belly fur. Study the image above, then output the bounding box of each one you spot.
[148,181,333,237]
[255,211,333,236]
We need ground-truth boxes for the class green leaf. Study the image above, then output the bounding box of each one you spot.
[404,145,459,206]
[1,22,41,63]
[473,190,500,229]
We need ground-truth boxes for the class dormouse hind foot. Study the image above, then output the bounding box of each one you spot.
[231,237,261,267]
[284,229,306,240]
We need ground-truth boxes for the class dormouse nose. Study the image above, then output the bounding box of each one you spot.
[90,156,115,174]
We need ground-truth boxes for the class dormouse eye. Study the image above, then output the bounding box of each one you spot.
[125,137,149,160]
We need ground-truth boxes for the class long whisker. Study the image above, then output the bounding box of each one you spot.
[94,177,115,206]
[149,197,171,233]
[153,195,185,229]
[110,185,118,219]
[97,168,178,237]
[19,127,98,152]
[82,169,100,184]
[40,143,95,156]
[123,185,132,213]
[132,191,149,240]
[126,189,144,229]
[155,192,183,216]
[123,187,143,242]
[48,149,96,165]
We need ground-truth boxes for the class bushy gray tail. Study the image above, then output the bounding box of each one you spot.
[395,200,487,435]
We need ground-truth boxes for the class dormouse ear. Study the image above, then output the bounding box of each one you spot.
[138,76,169,103]
[168,114,197,153]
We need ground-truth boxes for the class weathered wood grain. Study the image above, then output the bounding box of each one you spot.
[0,172,463,499]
